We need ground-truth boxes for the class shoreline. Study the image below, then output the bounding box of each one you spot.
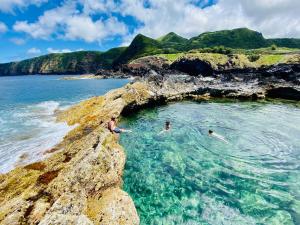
[0,74,299,224]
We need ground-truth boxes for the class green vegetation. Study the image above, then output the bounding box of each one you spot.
[113,34,165,65]
[157,32,188,51]
[0,28,299,75]
[188,28,269,49]
[248,54,260,62]
[271,44,277,50]
[256,54,285,66]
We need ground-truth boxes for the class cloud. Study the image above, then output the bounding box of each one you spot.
[79,0,117,15]
[119,0,300,39]
[64,16,127,42]
[47,48,72,53]
[13,2,77,39]
[11,0,300,46]
[0,22,8,33]
[10,37,26,45]
[13,1,128,42]
[0,0,48,13]
[27,47,41,55]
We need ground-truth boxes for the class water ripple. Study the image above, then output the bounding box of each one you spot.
[121,101,300,225]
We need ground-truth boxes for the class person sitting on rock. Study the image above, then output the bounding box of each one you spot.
[208,130,229,144]
[108,117,131,134]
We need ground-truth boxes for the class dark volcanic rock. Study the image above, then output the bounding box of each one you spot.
[266,86,300,101]
[170,58,214,76]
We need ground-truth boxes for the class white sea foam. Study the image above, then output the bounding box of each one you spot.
[0,101,75,174]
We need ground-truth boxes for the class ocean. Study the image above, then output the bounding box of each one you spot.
[0,75,128,173]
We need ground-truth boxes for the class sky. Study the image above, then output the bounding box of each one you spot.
[0,0,299,63]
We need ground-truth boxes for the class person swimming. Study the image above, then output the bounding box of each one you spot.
[108,117,131,134]
[208,130,229,144]
[165,121,171,131]
[159,121,171,135]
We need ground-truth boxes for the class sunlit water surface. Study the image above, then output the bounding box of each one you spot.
[120,101,300,225]
[0,75,128,173]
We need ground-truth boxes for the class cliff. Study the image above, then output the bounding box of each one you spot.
[0,48,126,76]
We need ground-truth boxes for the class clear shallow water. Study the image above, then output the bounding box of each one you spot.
[120,101,300,225]
[0,75,128,173]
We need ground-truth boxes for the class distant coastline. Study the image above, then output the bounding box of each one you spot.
[0,28,300,77]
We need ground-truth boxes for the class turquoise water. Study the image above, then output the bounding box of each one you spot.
[120,101,300,225]
[0,75,128,173]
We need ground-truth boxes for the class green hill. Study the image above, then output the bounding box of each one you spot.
[157,32,188,50]
[269,38,300,48]
[188,28,269,49]
[113,34,164,66]
[0,28,299,75]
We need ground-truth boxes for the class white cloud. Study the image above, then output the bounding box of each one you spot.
[13,1,128,42]
[117,0,300,42]
[0,22,7,33]
[13,2,77,39]
[27,47,41,55]
[10,37,26,45]
[64,16,127,42]
[79,0,116,15]
[11,0,300,46]
[47,48,72,53]
[0,0,48,13]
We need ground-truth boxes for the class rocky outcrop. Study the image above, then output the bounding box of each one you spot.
[170,58,214,76]
[0,72,299,224]
[266,86,300,100]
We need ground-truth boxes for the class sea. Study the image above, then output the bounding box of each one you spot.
[0,75,128,173]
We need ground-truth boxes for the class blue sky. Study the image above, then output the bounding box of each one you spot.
[0,0,299,63]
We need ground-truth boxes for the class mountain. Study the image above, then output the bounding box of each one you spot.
[188,28,269,49]
[1,28,299,75]
[157,32,188,50]
[113,34,163,66]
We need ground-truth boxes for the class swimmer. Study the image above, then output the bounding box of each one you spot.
[159,121,171,134]
[208,130,229,144]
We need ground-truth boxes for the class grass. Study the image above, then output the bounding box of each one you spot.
[256,55,285,66]
[153,50,300,70]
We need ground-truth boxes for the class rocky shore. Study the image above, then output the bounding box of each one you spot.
[0,66,300,224]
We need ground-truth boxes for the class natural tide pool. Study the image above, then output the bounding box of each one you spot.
[120,101,300,225]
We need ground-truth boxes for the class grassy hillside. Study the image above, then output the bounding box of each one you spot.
[269,38,300,49]
[157,32,188,51]
[113,34,164,66]
[0,28,299,75]
[188,28,269,49]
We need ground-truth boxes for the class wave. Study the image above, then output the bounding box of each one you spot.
[0,100,74,174]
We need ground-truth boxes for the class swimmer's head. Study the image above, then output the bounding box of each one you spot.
[165,121,171,130]
[208,130,213,134]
